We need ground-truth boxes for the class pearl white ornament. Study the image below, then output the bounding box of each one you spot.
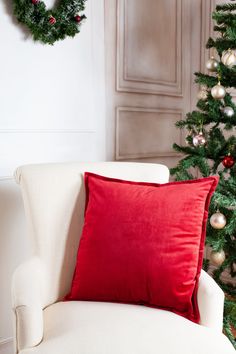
[192,132,206,147]
[206,57,219,72]
[222,106,234,118]
[211,83,226,100]
[222,49,236,68]
[210,250,226,266]
[210,212,226,229]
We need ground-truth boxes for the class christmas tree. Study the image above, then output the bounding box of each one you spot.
[171,2,236,347]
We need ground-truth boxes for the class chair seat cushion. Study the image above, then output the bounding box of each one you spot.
[20,301,234,354]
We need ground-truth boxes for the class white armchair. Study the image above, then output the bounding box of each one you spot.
[12,162,234,354]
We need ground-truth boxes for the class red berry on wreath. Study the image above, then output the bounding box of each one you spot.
[49,16,56,25]
[31,0,39,4]
[74,15,82,22]
[222,154,235,168]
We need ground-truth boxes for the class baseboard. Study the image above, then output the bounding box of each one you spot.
[0,337,14,354]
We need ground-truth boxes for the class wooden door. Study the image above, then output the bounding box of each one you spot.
[105,0,206,169]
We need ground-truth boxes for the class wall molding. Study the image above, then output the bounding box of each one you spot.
[0,129,96,134]
[116,0,183,96]
[0,337,13,354]
[0,337,13,352]
[0,176,13,181]
[116,106,183,160]
[0,337,13,346]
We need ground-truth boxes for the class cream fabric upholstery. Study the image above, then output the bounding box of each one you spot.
[20,301,234,354]
[12,257,46,351]
[197,269,224,332]
[12,162,233,354]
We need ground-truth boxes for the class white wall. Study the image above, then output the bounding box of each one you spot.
[0,179,29,354]
[0,0,106,352]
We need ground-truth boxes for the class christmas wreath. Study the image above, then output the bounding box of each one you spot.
[13,0,87,45]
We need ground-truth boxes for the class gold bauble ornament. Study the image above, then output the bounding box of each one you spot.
[211,82,226,100]
[206,57,219,72]
[221,49,236,68]
[210,212,226,229]
[192,132,207,147]
[210,250,226,266]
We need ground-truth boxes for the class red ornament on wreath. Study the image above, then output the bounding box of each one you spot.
[31,0,39,4]
[74,15,82,22]
[49,16,56,25]
[222,154,235,168]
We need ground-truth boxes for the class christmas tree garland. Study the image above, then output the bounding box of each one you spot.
[13,0,87,45]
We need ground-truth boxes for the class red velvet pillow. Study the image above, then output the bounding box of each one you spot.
[66,173,218,323]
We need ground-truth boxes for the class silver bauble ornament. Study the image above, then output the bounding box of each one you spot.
[211,82,226,100]
[210,212,226,229]
[222,106,234,118]
[192,132,207,147]
[221,49,236,68]
[210,250,226,266]
[206,57,219,72]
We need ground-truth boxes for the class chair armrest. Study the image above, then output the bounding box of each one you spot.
[12,257,47,352]
[197,269,224,332]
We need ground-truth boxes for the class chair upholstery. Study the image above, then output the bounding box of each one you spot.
[19,301,234,354]
[12,162,234,354]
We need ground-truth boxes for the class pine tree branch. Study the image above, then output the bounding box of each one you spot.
[216,3,236,12]
[195,72,218,87]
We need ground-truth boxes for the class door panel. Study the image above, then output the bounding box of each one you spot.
[117,0,182,95]
[116,107,182,160]
[105,0,204,168]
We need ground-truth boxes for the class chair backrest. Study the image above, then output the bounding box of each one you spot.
[15,162,169,307]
